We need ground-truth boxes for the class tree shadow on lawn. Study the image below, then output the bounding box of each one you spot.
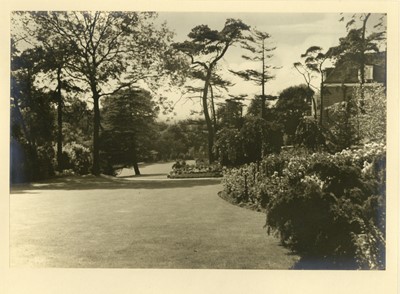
[10,175,222,193]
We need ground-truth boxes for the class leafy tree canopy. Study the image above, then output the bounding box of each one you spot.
[100,88,158,174]
[275,85,314,144]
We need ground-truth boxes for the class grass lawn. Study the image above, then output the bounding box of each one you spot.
[10,173,299,269]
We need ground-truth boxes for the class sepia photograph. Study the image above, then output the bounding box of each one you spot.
[3,1,399,293]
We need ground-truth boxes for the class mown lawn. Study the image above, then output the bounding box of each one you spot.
[10,174,299,269]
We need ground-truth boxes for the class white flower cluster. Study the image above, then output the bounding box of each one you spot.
[301,174,324,189]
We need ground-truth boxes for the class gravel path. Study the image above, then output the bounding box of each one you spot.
[10,163,299,269]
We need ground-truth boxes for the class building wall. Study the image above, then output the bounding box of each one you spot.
[321,84,354,124]
[321,83,383,124]
[323,85,354,108]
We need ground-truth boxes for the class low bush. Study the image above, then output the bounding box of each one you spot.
[221,142,386,269]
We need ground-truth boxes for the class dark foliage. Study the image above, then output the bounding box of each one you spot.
[10,47,57,183]
[294,116,326,151]
[100,88,157,175]
[223,144,386,269]
[275,85,314,144]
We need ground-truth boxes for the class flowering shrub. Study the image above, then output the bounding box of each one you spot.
[222,148,310,207]
[324,84,386,151]
[222,143,386,269]
[168,160,222,178]
[354,84,386,144]
[61,142,92,175]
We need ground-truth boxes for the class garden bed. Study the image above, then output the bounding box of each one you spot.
[168,160,222,179]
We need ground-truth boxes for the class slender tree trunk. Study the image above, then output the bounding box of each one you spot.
[261,39,266,120]
[319,81,324,125]
[202,69,215,163]
[209,84,217,133]
[260,38,266,158]
[92,90,101,176]
[319,65,325,125]
[56,66,63,172]
[209,84,219,160]
[359,13,371,113]
[308,84,317,120]
[312,96,317,119]
[305,81,318,120]
[132,140,141,175]
[22,70,34,146]
[26,69,37,181]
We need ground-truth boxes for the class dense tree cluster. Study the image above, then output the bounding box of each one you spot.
[153,119,209,161]
[11,12,386,183]
[11,11,177,181]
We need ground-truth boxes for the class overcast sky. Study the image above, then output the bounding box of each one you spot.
[155,12,383,120]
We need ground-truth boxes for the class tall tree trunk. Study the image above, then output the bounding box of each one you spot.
[319,81,324,125]
[209,84,217,133]
[202,70,215,163]
[92,90,101,176]
[26,69,36,181]
[319,64,325,125]
[261,39,266,120]
[260,38,266,158]
[312,96,317,119]
[56,66,63,172]
[359,13,371,113]
[209,84,219,160]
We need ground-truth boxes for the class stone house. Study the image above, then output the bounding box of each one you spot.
[318,52,386,123]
